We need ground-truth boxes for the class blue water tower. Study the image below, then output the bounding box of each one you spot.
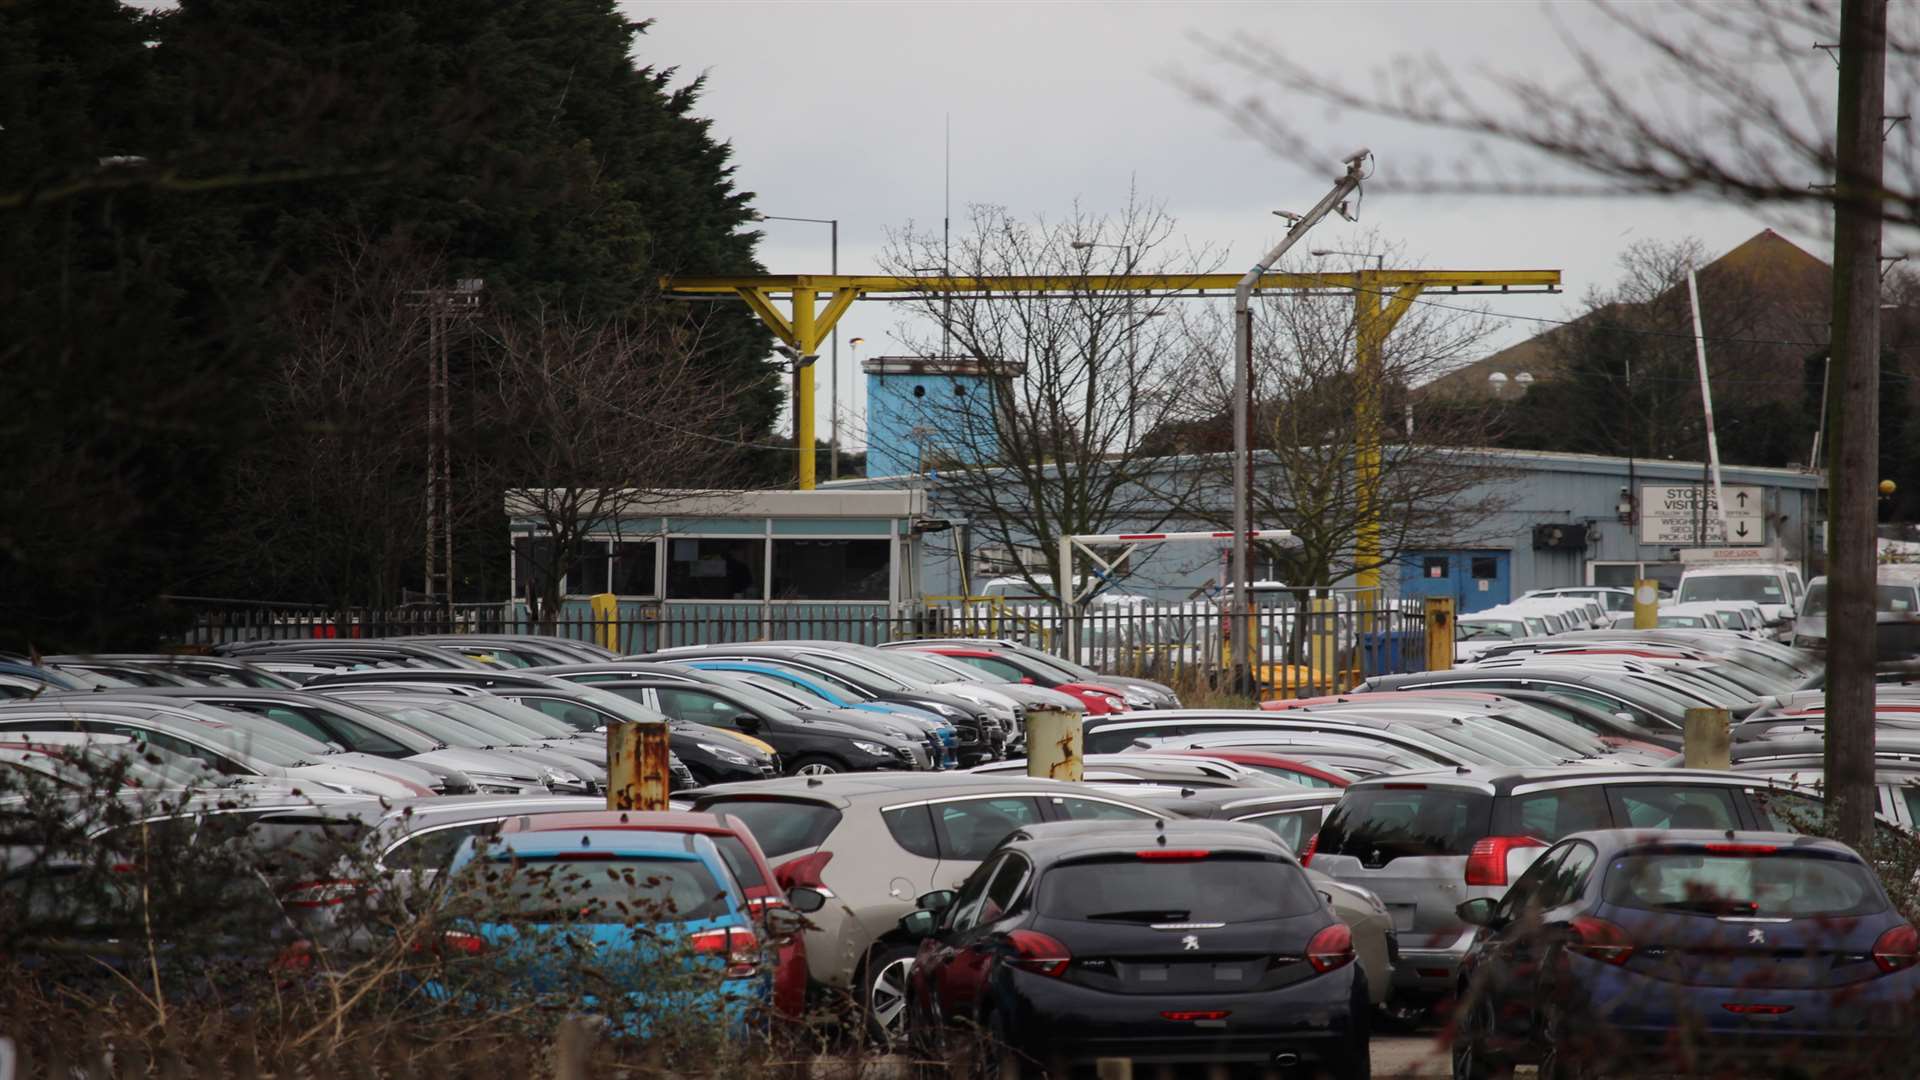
[861,356,1024,477]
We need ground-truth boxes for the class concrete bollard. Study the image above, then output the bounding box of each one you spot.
[1634,579,1660,630]
[1683,707,1731,770]
[606,720,672,810]
[1025,706,1083,782]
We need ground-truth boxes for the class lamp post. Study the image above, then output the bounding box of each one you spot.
[1070,240,1143,447]
[1310,248,1384,272]
[756,213,841,479]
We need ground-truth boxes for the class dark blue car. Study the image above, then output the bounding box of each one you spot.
[1451,829,1920,1079]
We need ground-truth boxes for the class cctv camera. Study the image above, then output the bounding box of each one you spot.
[1272,210,1303,223]
[1343,148,1372,167]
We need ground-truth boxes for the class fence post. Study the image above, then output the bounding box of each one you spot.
[1683,708,1731,770]
[606,720,672,810]
[1634,578,1660,630]
[1423,596,1455,672]
[1026,707,1082,781]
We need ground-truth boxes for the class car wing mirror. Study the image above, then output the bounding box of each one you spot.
[898,910,938,939]
[734,713,762,732]
[765,906,806,937]
[915,888,957,913]
[1456,897,1502,927]
[786,885,828,914]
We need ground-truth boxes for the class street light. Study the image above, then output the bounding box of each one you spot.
[1310,248,1385,272]
[1070,240,1145,447]
[756,213,842,479]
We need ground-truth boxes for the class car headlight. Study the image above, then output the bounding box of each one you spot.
[1123,692,1152,707]
[927,703,968,722]
[852,740,894,757]
[543,769,583,787]
[320,782,363,795]
[697,742,753,767]
[469,772,536,794]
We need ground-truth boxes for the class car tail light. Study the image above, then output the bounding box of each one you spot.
[1465,836,1547,886]
[282,879,363,909]
[1704,843,1778,854]
[1723,1003,1793,1015]
[1299,832,1319,867]
[1007,929,1071,977]
[774,850,834,890]
[1874,924,1919,973]
[1567,916,1633,966]
[690,926,761,978]
[1306,923,1354,974]
[1161,1010,1230,1021]
[441,931,487,955]
[1136,849,1211,860]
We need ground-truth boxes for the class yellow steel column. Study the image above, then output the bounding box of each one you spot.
[1353,272,1383,605]
[792,287,818,490]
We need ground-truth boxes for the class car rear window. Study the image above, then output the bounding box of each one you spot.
[711,834,766,889]
[451,856,729,923]
[1315,786,1494,861]
[1602,850,1885,918]
[694,798,841,858]
[1037,855,1320,922]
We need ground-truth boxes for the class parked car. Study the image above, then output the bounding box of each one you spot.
[686,773,1167,1038]
[666,660,960,761]
[1674,562,1805,640]
[878,638,1180,709]
[1451,829,1918,1079]
[587,677,940,773]
[1303,765,1809,1012]
[433,825,778,1037]
[967,753,1297,789]
[899,820,1370,1075]
[497,809,809,1018]
[894,644,1134,715]
[1139,748,1356,788]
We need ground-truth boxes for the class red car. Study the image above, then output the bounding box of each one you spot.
[900,646,1132,715]
[1144,747,1354,788]
[501,810,808,1018]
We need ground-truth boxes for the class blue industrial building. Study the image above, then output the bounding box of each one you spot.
[859,356,1022,479]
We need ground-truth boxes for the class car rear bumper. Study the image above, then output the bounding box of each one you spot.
[999,966,1362,1066]
[1390,929,1475,998]
[1576,963,1920,1043]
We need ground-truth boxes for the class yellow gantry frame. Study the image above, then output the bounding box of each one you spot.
[662,269,1561,588]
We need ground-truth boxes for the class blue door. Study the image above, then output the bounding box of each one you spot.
[1398,550,1511,614]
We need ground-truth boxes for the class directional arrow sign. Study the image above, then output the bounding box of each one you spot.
[1640,484,1766,545]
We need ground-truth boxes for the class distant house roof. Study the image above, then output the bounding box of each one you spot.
[1418,229,1830,400]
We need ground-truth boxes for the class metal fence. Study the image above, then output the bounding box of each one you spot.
[165,594,1430,697]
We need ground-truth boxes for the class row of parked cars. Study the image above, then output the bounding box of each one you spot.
[3,625,1914,1076]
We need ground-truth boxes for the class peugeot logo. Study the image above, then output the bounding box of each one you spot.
[1370,848,1383,865]
[1748,928,1767,945]
[1181,934,1200,951]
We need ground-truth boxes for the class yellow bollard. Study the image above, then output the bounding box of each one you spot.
[1423,596,1455,672]
[589,592,619,652]
[1025,707,1083,781]
[1308,595,1338,694]
[1683,708,1731,770]
[1633,579,1660,630]
[606,720,672,810]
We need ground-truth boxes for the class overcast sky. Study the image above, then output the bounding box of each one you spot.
[629,0,1852,448]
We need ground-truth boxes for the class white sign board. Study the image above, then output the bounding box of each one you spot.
[1640,484,1766,545]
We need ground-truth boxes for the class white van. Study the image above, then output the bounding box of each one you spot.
[1674,563,1804,640]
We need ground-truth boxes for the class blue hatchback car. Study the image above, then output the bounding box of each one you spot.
[1452,829,1920,1079]
[432,827,771,1037]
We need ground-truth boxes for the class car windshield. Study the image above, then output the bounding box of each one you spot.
[447,856,729,923]
[694,797,842,858]
[736,674,833,707]
[687,675,811,719]
[349,701,488,748]
[1315,786,1494,861]
[1459,620,1526,641]
[1801,582,1918,616]
[1677,574,1786,604]
[1602,850,1885,918]
[1039,855,1320,922]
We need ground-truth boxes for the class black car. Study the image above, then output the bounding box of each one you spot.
[899,820,1369,1076]
[639,646,1005,764]
[588,678,928,776]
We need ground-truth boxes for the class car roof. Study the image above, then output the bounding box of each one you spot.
[475,827,724,860]
[1558,828,1855,858]
[1135,787,1341,813]
[501,809,742,837]
[1343,763,1770,796]
[996,819,1297,862]
[692,772,1149,808]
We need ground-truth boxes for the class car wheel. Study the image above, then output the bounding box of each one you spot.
[1450,995,1512,1080]
[1535,1004,1594,1080]
[863,942,916,1044]
[790,755,843,777]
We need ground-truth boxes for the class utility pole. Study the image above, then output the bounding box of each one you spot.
[416,278,482,612]
[1231,151,1370,691]
[1824,0,1887,847]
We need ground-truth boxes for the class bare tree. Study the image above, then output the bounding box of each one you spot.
[1160,241,1515,591]
[878,198,1221,600]
[219,232,442,609]
[476,307,747,627]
